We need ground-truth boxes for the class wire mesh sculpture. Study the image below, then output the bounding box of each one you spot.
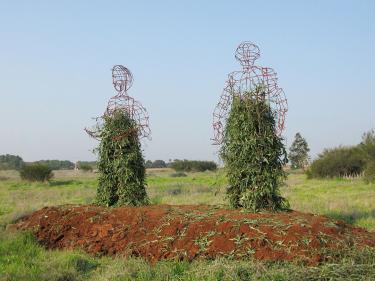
[85,65,151,141]
[212,42,287,145]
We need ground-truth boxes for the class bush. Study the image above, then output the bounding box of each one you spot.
[170,172,187,177]
[77,161,97,170]
[220,88,288,211]
[167,186,182,195]
[364,160,375,183]
[169,160,217,172]
[78,163,93,172]
[307,146,366,178]
[19,164,53,182]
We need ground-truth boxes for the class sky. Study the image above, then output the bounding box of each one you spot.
[0,0,374,163]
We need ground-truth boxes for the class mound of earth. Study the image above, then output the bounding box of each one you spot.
[15,204,375,265]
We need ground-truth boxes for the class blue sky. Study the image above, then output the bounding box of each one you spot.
[0,0,374,162]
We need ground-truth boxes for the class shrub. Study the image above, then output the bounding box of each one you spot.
[364,160,375,183]
[19,164,53,182]
[220,88,288,211]
[78,163,93,172]
[167,186,182,195]
[77,161,97,170]
[96,110,148,207]
[169,160,217,172]
[170,172,187,177]
[307,146,366,178]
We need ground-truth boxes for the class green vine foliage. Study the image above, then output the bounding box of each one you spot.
[220,86,289,212]
[96,110,149,207]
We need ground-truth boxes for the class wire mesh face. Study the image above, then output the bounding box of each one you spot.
[213,42,287,145]
[112,65,133,93]
[85,65,150,141]
[235,42,260,68]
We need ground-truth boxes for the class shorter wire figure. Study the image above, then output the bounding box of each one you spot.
[85,65,151,141]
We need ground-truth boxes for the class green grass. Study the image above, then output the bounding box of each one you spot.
[0,169,374,280]
[1,230,374,281]
[283,173,375,231]
[0,170,96,228]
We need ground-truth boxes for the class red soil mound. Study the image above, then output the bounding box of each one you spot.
[15,204,375,265]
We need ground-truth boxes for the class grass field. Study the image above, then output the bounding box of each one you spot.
[0,169,375,280]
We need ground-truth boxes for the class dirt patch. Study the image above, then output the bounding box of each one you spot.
[15,204,375,265]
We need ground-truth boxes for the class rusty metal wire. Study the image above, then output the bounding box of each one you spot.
[212,42,287,145]
[112,65,133,93]
[85,65,151,141]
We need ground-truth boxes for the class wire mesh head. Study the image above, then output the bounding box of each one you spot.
[213,42,287,145]
[235,42,260,68]
[112,65,133,93]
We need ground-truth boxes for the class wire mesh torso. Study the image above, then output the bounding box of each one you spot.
[212,42,287,145]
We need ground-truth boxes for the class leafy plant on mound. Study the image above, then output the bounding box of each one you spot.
[96,110,148,206]
[220,86,289,211]
[19,164,53,182]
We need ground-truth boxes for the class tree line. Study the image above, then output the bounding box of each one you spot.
[145,159,217,172]
[0,156,75,171]
[0,155,217,173]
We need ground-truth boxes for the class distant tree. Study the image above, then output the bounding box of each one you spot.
[145,160,167,169]
[151,160,167,168]
[359,129,375,184]
[145,160,153,169]
[360,129,375,160]
[289,133,310,170]
[364,159,375,184]
[0,154,24,170]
